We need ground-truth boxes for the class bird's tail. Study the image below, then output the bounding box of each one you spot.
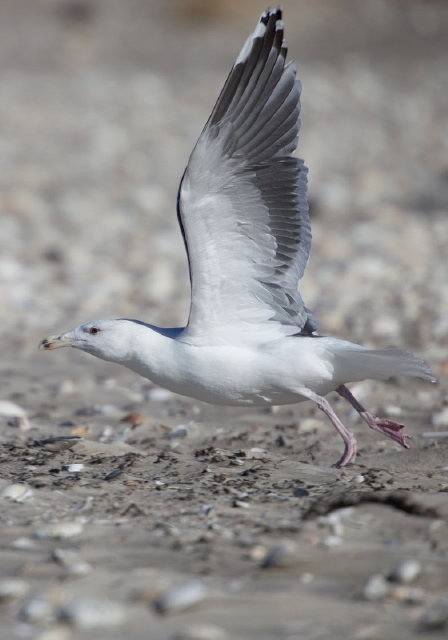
[331,347,436,384]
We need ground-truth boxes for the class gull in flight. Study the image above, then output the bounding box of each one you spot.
[40,8,435,467]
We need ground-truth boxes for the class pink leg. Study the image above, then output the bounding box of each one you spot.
[302,389,357,467]
[336,384,410,449]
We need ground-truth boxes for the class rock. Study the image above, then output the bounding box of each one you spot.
[171,624,227,640]
[19,594,53,623]
[419,598,448,630]
[260,541,298,569]
[58,598,127,629]
[432,408,448,428]
[0,400,30,430]
[387,559,422,584]
[64,463,85,473]
[35,436,82,452]
[154,580,206,615]
[35,522,84,540]
[0,578,30,601]
[363,574,390,601]
[169,424,190,439]
[0,483,33,502]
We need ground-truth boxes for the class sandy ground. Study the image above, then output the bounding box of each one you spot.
[1,1,448,638]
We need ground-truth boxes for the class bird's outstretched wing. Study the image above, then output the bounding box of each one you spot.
[177,8,317,343]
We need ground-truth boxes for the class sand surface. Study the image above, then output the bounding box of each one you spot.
[1,1,448,638]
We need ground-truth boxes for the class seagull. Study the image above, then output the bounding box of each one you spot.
[39,7,435,467]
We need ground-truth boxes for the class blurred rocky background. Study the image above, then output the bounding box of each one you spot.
[0,0,447,363]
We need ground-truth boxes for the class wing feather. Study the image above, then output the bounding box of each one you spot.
[177,8,317,342]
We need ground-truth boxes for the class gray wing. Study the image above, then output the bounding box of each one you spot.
[178,8,317,342]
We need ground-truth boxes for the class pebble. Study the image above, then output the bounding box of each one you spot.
[145,388,173,402]
[389,585,425,604]
[387,559,422,584]
[431,408,448,428]
[260,541,298,569]
[292,487,310,497]
[52,549,93,577]
[171,624,227,640]
[64,463,85,473]
[232,499,250,508]
[34,626,72,640]
[34,436,82,452]
[35,522,84,540]
[11,537,35,549]
[0,483,34,502]
[247,544,267,562]
[350,474,365,484]
[419,598,448,630]
[169,424,190,439]
[154,580,207,615]
[58,598,127,629]
[121,412,146,426]
[319,535,343,548]
[363,574,391,601]
[19,594,53,623]
[384,405,402,417]
[0,399,30,430]
[0,578,30,601]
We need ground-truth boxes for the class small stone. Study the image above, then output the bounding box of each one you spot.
[154,580,206,615]
[11,537,34,549]
[389,585,425,604]
[169,424,190,439]
[19,594,53,623]
[0,483,33,502]
[419,598,448,630]
[247,544,267,562]
[34,626,72,640]
[292,487,310,497]
[0,400,30,430]
[387,559,422,584]
[53,549,93,577]
[260,541,297,569]
[300,573,314,584]
[35,522,84,540]
[363,574,391,601]
[0,578,30,601]
[58,598,127,629]
[121,412,146,426]
[171,624,227,640]
[232,499,249,508]
[384,405,402,417]
[146,388,173,402]
[34,436,81,452]
[432,408,448,428]
[320,535,343,548]
[65,463,84,473]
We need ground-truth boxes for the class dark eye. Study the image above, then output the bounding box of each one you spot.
[89,327,100,335]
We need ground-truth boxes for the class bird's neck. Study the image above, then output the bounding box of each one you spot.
[125,322,184,383]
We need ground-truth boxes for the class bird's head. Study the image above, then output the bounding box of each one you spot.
[39,319,135,363]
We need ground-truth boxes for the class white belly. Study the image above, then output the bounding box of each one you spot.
[126,337,336,407]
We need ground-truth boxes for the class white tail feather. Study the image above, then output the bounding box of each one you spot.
[332,348,436,384]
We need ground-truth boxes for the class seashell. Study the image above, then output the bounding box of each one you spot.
[0,483,33,502]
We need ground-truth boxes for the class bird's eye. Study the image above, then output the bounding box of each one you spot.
[89,327,100,335]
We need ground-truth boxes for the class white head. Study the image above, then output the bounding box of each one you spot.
[39,319,137,363]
